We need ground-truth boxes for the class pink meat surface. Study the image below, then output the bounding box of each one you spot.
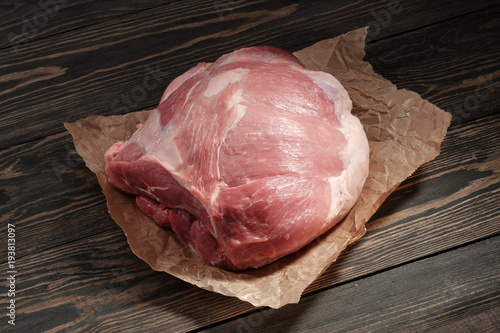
[104,46,370,270]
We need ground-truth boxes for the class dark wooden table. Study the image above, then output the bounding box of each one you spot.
[1,1,499,332]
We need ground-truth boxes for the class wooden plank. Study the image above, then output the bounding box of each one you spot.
[3,226,255,333]
[365,5,500,126]
[0,0,173,49]
[3,0,496,51]
[0,114,498,332]
[1,0,498,148]
[0,131,115,259]
[201,236,500,333]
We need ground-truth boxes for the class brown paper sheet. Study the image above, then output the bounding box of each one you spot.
[65,28,451,309]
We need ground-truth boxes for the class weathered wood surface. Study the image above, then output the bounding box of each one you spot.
[0,1,173,48]
[0,0,499,332]
[204,236,500,333]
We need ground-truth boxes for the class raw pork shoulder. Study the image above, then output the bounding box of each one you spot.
[105,46,370,270]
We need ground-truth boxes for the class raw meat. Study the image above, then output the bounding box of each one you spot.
[104,46,370,270]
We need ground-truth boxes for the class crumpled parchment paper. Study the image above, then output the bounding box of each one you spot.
[65,28,452,309]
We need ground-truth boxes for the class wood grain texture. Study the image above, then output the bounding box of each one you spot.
[2,0,496,51]
[0,0,173,49]
[0,131,114,259]
[1,0,498,149]
[202,236,500,333]
[365,4,500,126]
[1,114,498,332]
[2,225,255,333]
